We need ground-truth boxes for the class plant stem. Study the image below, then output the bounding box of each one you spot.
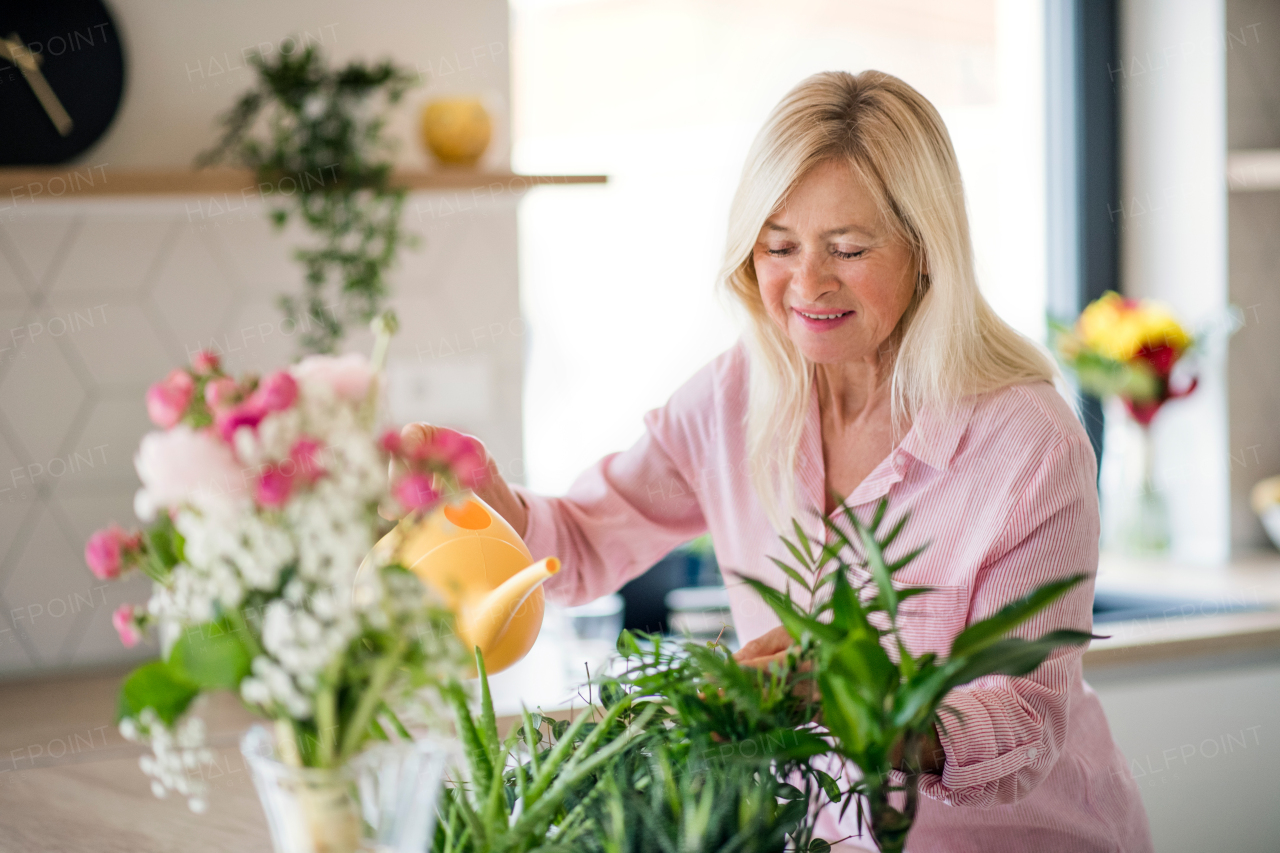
[338,635,408,761]
[226,607,263,659]
[315,657,343,767]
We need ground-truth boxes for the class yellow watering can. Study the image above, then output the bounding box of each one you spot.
[369,494,559,674]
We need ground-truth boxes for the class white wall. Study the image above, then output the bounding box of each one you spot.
[0,1,523,677]
[1118,0,1231,562]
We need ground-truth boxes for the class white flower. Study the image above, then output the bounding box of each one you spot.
[134,426,249,520]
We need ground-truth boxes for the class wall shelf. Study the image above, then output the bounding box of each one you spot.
[1227,150,1280,191]
[0,168,607,200]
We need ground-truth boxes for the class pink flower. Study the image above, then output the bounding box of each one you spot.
[84,525,139,580]
[204,377,239,411]
[134,425,248,520]
[191,350,221,376]
[393,473,441,512]
[215,400,268,443]
[291,354,373,402]
[255,469,293,508]
[145,369,195,428]
[288,438,325,485]
[379,429,402,455]
[112,605,142,648]
[412,428,490,489]
[253,371,298,413]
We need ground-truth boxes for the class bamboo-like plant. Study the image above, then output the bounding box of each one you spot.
[741,498,1096,853]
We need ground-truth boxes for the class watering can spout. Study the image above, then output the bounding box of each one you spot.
[458,557,560,655]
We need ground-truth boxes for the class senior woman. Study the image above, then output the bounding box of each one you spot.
[404,71,1152,851]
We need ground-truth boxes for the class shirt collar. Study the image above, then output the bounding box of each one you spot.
[897,395,977,471]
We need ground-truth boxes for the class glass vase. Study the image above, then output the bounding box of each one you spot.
[1115,423,1171,554]
[241,725,450,853]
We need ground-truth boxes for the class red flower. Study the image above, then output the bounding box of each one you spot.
[254,371,298,413]
[215,400,268,443]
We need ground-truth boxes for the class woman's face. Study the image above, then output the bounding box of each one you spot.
[753,159,918,366]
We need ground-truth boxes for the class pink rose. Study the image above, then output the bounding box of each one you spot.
[134,425,248,520]
[291,354,373,402]
[112,604,142,648]
[393,473,441,512]
[145,369,195,428]
[85,525,139,580]
[253,371,298,413]
[215,400,268,443]
[255,469,293,508]
[204,377,239,411]
[191,350,221,375]
[288,438,325,485]
[412,428,489,489]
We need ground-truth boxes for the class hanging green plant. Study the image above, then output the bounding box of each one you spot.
[197,44,418,354]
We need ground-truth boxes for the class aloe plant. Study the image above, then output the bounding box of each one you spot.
[742,498,1095,853]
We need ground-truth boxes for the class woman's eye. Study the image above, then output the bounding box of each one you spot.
[833,248,865,260]
[765,247,794,256]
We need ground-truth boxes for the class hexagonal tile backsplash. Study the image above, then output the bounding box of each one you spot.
[0,197,524,677]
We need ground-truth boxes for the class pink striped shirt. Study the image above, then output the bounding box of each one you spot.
[512,341,1152,852]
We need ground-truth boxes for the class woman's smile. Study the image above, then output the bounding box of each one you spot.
[792,306,855,331]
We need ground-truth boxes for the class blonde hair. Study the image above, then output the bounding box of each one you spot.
[720,70,1056,531]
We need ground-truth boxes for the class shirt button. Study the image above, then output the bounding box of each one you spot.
[1026,747,1038,760]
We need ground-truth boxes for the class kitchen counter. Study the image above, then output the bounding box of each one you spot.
[3,552,1277,851]
[1085,551,1280,670]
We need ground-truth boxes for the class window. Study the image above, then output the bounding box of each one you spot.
[512,0,1047,492]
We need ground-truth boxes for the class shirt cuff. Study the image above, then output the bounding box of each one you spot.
[927,687,1043,800]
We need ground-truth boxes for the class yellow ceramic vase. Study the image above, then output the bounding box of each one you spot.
[375,494,557,674]
[420,98,492,168]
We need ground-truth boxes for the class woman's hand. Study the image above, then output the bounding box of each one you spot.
[383,423,529,537]
[733,626,796,670]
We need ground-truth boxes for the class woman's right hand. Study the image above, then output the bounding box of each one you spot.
[383,423,529,537]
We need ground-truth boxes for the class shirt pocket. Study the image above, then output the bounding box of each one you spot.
[892,584,971,658]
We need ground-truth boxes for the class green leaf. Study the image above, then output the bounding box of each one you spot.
[116,661,199,725]
[615,629,640,658]
[791,519,814,562]
[167,620,250,690]
[949,575,1087,659]
[739,577,843,644]
[945,630,1093,691]
[767,555,812,594]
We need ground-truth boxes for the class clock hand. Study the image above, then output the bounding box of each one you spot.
[0,34,74,137]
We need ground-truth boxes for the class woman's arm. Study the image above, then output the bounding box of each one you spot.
[512,405,711,607]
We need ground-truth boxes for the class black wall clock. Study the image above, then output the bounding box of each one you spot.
[0,0,126,165]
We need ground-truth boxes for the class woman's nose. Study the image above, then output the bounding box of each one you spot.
[791,249,837,300]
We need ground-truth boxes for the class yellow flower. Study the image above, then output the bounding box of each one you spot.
[1076,292,1191,362]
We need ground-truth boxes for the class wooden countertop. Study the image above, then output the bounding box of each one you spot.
[0,668,266,852]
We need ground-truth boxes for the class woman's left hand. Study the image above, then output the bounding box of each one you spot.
[733,625,796,670]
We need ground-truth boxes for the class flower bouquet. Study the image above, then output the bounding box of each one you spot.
[1052,292,1197,552]
[1051,291,1197,426]
[84,317,483,852]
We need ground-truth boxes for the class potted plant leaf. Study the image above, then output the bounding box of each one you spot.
[196,44,418,354]
[741,499,1096,852]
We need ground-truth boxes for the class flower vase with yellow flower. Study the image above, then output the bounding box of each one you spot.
[1052,292,1198,553]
